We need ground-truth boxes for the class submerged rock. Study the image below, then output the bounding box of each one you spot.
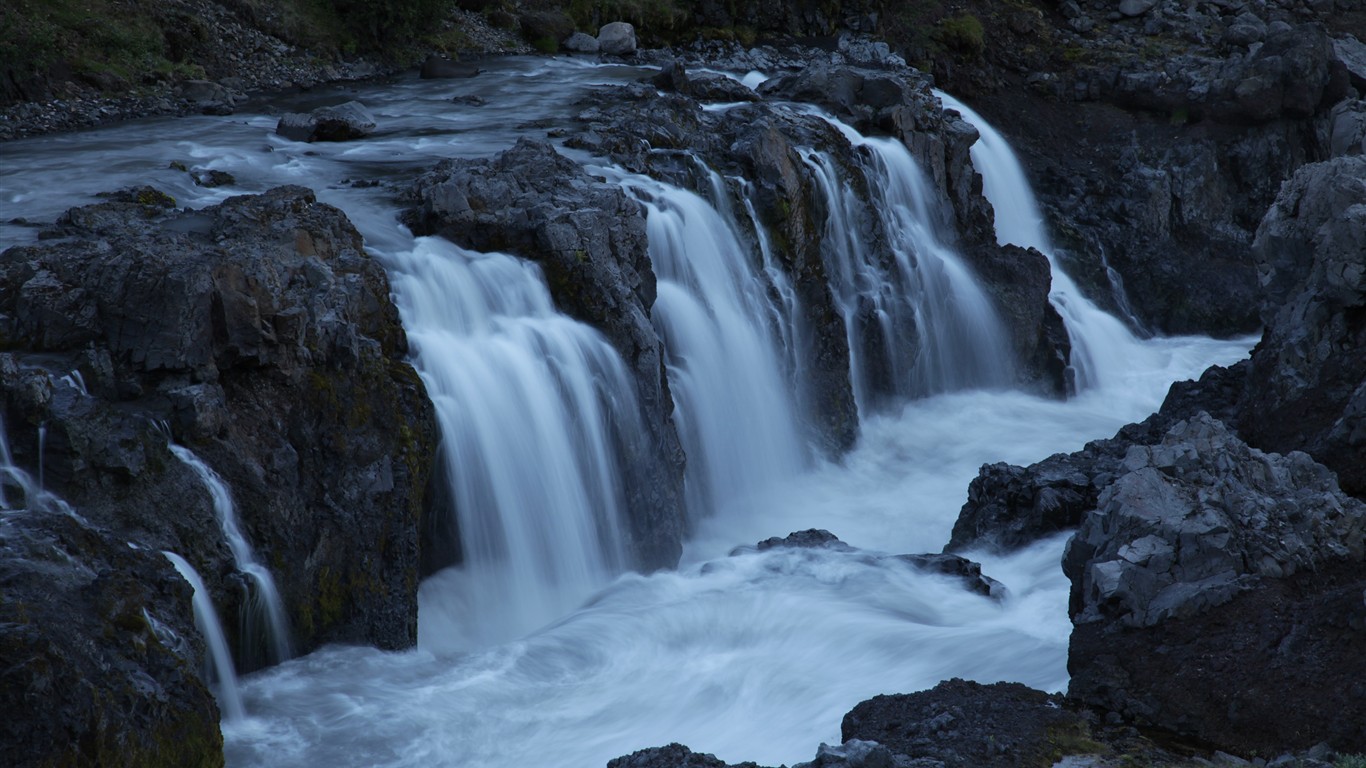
[276,100,377,142]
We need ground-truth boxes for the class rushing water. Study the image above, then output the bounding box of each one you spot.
[164,550,247,722]
[0,56,1255,767]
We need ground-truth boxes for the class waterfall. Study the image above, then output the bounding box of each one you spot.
[935,92,1150,390]
[163,551,246,722]
[0,414,79,518]
[386,236,637,651]
[801,116,1016,410]
[168,444,292,668]
[609,168,807,519]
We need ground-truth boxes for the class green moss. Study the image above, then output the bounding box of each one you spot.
[1335,756,1366,768]
[1044,723,1109,765]
[933,13,985,56]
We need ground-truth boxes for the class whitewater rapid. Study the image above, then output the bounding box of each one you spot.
[0,56,1255,768]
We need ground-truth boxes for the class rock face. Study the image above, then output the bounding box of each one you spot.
[841,679,1096,768]
[0,185,438,663]
[276,101,378,142]
[0,509,223,768]
[405,139,688,570]
[1240,155,1366,498]
[1063,414,1366,753]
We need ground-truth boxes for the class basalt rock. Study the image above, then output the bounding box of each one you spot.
[404,138,688,570]
[0,185,438,665]
[0,508,223,767]
[1241,155,1366,499]
[1063,414,1366,753]
[276,100,377,142]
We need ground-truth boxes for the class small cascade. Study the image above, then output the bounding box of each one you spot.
[0,415,78,517]
[167,444,292,668]
[163,551,246,721]
[36,422,45,490]
[386,236,638,651]
[800,116,1016,409]
[610,168,807,518]
[935,91,1149,390]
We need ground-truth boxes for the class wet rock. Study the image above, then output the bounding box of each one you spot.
[0,185,438,661]
[420,55,482,79]
[793,740,903,768]
[1240,155,1366,498]
[607,743,766,768]
[842,679,1098,768]
[961,243,1071,394]
[562,31,600,53]
[1063,414,1366,753]
[405,139,687,570]
[598,21,638,56]
[190,169,235,188]
[654,61,760,103]
[756,528,852,551]
[276,101,377,142]
[0,509,223,768]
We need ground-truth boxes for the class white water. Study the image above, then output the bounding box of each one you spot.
[168,445,293,667]
[935,92,1152,392]
[164,550,247,722]
[802,116,1015,410]
[388,236,638,652]
[0,57,1257,768]
[612,169,807,519]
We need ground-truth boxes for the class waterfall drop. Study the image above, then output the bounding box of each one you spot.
[163,551,246,721]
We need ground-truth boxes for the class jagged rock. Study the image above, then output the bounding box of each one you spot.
[562,31,599,53]
[598,21,637,56]
[1241,155,1366,497]
[1327,99,1366,158]
[276,101,377,142]
[405,139,687,570]
[0,185,438,662]
[1222,12,1268,47]
[607,743,766,768]
[419,55,481,79]
[756,528,852,551]
[0,509,223,767]
[794,740,904,768]
[842,679,1097,768]
[1334,34,1366,91]
[1118,0,1159,17]
[1064,414,1366,753]
[654,61,760,103]
[961,243,1071,393]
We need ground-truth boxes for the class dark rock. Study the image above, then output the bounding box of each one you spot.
[1327,99,1366,158]
[419,55,482,79]
[1334,34,1366,91]
[0,185,438,662]
[756,528,852,551]
[562,31,600,53]
[276,101,377,142]
[190,169,235,188]
[752,530,1003,598]
[1240,155,1366,498]
[598,21,638,56]
[1064,414,1366,753]
[793,740,903,768]
[654,61,760,104]
[961,243,1070,393]
[842,679,1098,768]
[0,509,223,767]
[406,139,687,570]
[607,743,765,768]
[174,79,236,116]
[519,10,574,48]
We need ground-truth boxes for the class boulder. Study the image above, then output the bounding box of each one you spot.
[174,79,235,115]
[562,31,599,53]
[1334,34,1366,91]
[1117,0,1159,17]
[841,679,1097,768]
[598,21,638,56]
[1327,99,1366,158]
[276,101,377,142]
[1240,155,1366,498]
[0,509,223,768]
[0,185,438,663]
[1063,414,1366,753]
[405,139,687,570]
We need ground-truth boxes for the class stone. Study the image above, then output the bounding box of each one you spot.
[1118,0,1160,16]
[419,55,482,79]
[1328,99,1366,157]
[598,21,638,56]
[562,31,599,53]
[276,101,376,142]
[1335,35,1366,91]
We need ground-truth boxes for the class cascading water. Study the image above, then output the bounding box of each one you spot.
[163,551,246,721]
[935,92,1151,390]
[384,236,638,652]
[800,116,1016,410]
[168,444,292,668]
[608,167,806,518]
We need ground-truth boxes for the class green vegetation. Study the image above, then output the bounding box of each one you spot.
[1335,755,1366,768]
[933,12,985,56]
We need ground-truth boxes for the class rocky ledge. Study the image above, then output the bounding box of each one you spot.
[0,185,437,765]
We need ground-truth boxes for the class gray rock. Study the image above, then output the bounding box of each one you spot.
[562,31,599,53]
[276,100,377,142]
[1335,34,1366,91]
[1118,0,1160,16]
[1223,12,1268,45]
[598,21,637,56]
[174,79,235,115]
[1328,99,1366,157]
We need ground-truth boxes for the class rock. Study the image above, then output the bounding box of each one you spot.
[0,185,438,662]
[562,31,599,53]
[190,169,235,187]
[419,55,482,79]
[756,528,852,551]
[607,743,765,768]
[174,79,235,115]
[793,740,901,768]
[520,10,574,49]
[1241,155,1366,498]
[961,244,1070,393]
[276,101,377,142]
[405,139,687,570]
[842,679,1099,768]
[1334,34,1366,91]
[1118,0,1159,17]
[1223,12,1268,46]
[1063,414,1366,753]
[598,21,638,56]
[1327,99,1366,157]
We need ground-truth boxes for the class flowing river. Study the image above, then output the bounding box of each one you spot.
[0,55,1252,767]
